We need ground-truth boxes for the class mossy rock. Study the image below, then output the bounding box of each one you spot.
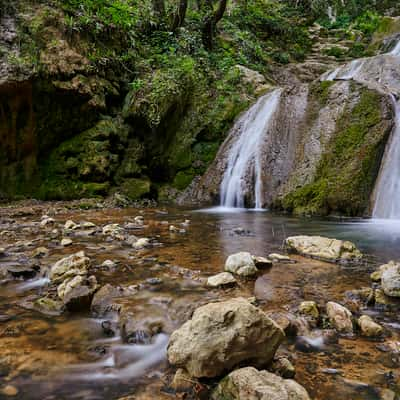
[282,83,392,216]
[118,178,151,200]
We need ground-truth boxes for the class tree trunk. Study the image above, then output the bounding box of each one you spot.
[152,0,166,22]
[171,0,188,31]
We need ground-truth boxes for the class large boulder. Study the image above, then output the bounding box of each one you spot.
[50,251,90,283]
[285,236,362,263]
[212,367,310,400]
[167,298,284,378]
[326,302,353,333]
[225,252,258,277]
[381,262,400,297]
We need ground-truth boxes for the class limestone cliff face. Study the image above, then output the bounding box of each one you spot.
[182,80,393,216]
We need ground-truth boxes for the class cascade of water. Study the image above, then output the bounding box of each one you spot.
[219,89,282,209]
[322,38,400,219]
[373,97,400,219]
[390,40,400,56]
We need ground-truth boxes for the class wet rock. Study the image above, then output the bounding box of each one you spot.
[101,320,115,337]
[381,389,396,400]
[271,357,296,378]
[375,289,392,308]
[61,238,73,247]
[101,259,116,269]
[358,315,383,337]
[57,275,98,311]
[33,297,64,316]
[102,224,125,240]
[207,272,237,288]
[171,368,197,392]
[212,367,310,400]
[268,253,293,263]
[32,247,49,258]
[40,217,55,227]
[81,221,96,229]
[345,287,375,307]
[91,284,128,316]
[65,220,79,230]
[132,238,151,249]
[225,252,258,277]
[1,385,18,397]
[6,264,39,279]
[253,256,273,269]
[0,248,5,257]
[167,298,284,378]
[119,309,163,344]
[169,225,180,232]
[295,329,338,353]
[285,235,362,263]
[145,277,163,285]
[299,301,319,319]
[326,302,353,333]
[50,251,90,283]
[267,311,309,337]
[381,261,400,297]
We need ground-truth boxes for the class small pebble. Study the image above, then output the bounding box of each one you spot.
[61,238,73,247]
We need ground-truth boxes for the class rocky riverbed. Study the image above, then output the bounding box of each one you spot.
[0,201,399,399]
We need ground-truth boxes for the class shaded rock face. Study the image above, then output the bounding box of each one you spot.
[212,367,310,400]
[167,298,284,378]
[182,79,393,216]
[285,235,362,263]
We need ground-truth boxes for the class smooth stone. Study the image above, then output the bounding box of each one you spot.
[40,218,55,227]
[253,256,273,268]
[61,238,73,247]
[285,235,362,263]
[167,298,284,378]
[32,247,49,257]
[1,385,18,396]
[81,221,96,229]
[358,315,383,337]
[132,238,151,249]
[0,247,5,256]
[212,367,310,400]
[326,302,353,333]
[65,220,79,230]
[268,253,293,263]
[207,272,237,288]
[225,252,258,277]
[101,259,117,268]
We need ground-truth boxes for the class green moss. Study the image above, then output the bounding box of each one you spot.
[282,84,390,216]
[173,170,196,190]
[117,178,151,200]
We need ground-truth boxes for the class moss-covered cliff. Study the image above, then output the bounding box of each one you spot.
[1,0,399,215]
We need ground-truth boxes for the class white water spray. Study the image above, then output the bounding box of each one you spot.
[220,89,282,209]
[373,98,400,219]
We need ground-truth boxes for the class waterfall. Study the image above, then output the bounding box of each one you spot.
[322,38,400,219]
[373,98,400,219]
[220,88,282,209]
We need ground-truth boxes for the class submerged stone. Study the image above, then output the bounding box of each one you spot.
[285,235,362,263]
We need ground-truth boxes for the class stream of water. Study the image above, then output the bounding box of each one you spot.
[0,204,399,399]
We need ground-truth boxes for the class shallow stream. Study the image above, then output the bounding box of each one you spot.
[0,203,399,399]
